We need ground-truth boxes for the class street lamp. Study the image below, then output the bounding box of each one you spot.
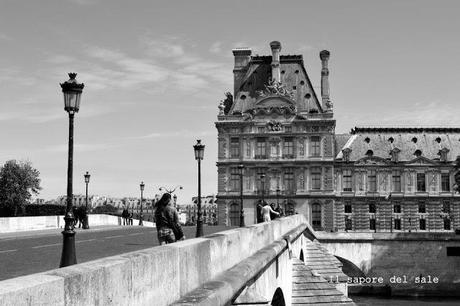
[260,174,266,205]
[237,164,245,227]
[139,182,145,226]
[159,186,183,208]
[193,139,205,237]
[276,188,281,210]
[59,72,84,268]
[83,171,91,229]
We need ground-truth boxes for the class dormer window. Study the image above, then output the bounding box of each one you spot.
[439,147,450,162]
[364,137,370,144]
[365,150,374,157]
[390,147,401,162]
[435,137,441,144]
[388,137,394,143]
[414,149,422,157]
[412,137,418,144]
[342,148,352,162]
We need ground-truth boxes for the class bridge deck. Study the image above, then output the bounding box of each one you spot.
[292,258,356,305]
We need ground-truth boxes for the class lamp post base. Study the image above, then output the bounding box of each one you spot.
[59,214,77,267]
[196,219,203,237]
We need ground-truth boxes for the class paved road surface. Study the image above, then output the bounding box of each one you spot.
[0,225,236,281]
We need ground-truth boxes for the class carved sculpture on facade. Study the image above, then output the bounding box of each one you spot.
[222,92,233,115]
[218,101,225,115]
[267,120,282,132]
[256,78,294,99]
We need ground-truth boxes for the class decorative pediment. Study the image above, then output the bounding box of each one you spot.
[406,156,437,165]
[355,156,390,166]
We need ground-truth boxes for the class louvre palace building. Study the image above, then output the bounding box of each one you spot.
[215,41,460,232]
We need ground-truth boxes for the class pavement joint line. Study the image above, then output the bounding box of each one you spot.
[76,239,96,243]
[127,233,143,236]
[105,235,124,239]
[32,243,61,249]
[0,249,17,253]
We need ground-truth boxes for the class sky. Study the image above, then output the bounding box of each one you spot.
[1,0,460,203]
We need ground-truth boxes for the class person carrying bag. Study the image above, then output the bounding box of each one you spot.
[154,193,185,245]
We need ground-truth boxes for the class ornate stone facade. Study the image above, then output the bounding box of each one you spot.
[216,42,460,232]
[216,41,335,229]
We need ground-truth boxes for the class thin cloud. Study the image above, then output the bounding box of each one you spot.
[209,42,223,54]
[128,130,216,140]
[347,101,460,128]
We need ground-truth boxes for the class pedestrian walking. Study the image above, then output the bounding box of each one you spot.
[154,193,185,245]
[261,202,279,222]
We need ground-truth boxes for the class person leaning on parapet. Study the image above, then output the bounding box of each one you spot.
[154,193,185,245]
[261,202,279,222]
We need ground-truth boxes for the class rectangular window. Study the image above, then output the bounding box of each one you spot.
[255,138,266,159]
[418,203,426,213]
[230,168,240,191]
[230,137,240,158]
[283,138,294,158]
[419,218,426,230]
[285,126,292,133]
[230,128,240,134]
[343,170,352,192]
[369,218,376,230]
[442,201,451,213]
[444,218,451,230]
[344,203,352,213]
[284,169,294,192]
[417,173,426,192]
[257,127,265,133]
[442,173,450,192]
[310,136,321,157]
[369,203,376,213]
[392,170,401,192]
[447,247,460,256]
[394,204,401,213]
[345,216,353,230]
[311,167,322,190]
[394,218,401,230]
[368,170,377,192]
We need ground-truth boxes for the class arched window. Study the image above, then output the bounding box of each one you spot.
[229,203,239,226]
[312,203,322,230]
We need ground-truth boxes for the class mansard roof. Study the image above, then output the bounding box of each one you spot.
[229,55,322,116]
[336,127,460,162]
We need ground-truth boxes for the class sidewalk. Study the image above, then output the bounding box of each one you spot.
[0,225,140,240]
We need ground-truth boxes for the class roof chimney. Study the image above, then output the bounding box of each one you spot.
[320,50,331,109]
[270,41,282,82]
[232,48,252,96]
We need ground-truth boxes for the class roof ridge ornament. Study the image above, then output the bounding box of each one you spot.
[256,78,294,99]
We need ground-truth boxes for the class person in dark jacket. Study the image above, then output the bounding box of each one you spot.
[154,193,185,245]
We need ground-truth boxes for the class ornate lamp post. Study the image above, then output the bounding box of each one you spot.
[260,174,266,205]
[276,188,281,213]
[159,185,183,208]
[238,164,245,227]
[139,182,145,226]
[59,72,84,267]
[193,139,205,237]
[83,171,91,229]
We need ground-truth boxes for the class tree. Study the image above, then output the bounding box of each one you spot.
[0,160,42,216]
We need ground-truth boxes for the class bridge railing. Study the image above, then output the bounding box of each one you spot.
[170,223,308,306]
[0,215,308,306]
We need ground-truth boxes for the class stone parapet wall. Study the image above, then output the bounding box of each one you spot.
[0,215,307,306]
[0,214,124,233]
[317,232,460,296]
